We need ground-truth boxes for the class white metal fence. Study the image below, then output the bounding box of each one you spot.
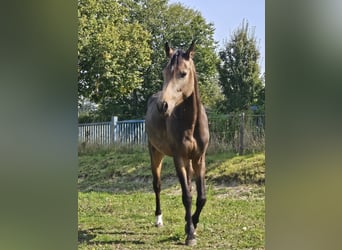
[78,116,146,145]
[78,114,265,154]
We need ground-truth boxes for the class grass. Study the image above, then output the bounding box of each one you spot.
[206,153,265,185]
[78,148,265,249]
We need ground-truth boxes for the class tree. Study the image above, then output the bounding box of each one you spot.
[112,0,169,119]
[78,0,152,116]
[164,4,224,111]
[125,1,224,118]
[78,0,224,120]
[218,19,264,113]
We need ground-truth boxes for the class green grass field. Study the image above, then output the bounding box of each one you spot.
[78,148,265,249]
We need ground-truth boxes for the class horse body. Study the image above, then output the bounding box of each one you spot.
[146,91,209,158]
[145,41,209,246]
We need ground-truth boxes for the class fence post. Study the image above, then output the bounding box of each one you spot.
[239,112,245,155]
[110,116,118,144]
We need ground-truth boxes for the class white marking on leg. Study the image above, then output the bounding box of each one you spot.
[155,214,163,227]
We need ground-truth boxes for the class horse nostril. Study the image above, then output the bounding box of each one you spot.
[162,102,168,113]
[157,101,168,114]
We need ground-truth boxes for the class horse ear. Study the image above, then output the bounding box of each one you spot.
[185,40,196,59]
[165,42,174,58]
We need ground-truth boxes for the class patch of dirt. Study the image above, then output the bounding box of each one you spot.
[213,185,265,200]
[162,178,265,200]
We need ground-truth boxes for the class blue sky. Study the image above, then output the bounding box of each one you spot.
[169,0,265,73]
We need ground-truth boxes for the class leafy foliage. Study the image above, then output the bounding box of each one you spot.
[218,19,264,113]
[78,0,152,112]
[162,4,224,111]
[78,0,224,120]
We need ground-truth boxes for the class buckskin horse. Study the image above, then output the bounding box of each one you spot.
[145,40,209,246]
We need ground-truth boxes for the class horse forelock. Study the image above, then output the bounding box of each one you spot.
[168,50,177,72]
[168,49,188,73]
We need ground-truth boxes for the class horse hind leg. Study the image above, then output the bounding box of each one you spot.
[148,142,164,227]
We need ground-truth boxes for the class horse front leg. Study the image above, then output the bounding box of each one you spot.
[148,142,164,227]
[192,155,207,229]
[174,157,196,246]
[186,160,193,192]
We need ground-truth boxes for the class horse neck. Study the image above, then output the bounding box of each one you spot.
[181,71,201,133]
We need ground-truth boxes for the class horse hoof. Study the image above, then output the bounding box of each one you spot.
[155,222,163,227]
[185,238,197,246]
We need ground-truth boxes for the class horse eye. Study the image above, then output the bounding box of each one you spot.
[179,72,187,78]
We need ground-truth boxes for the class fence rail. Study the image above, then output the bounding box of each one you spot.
[78,114,265,154]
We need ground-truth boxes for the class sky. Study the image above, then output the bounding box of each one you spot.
[168,0,265,73]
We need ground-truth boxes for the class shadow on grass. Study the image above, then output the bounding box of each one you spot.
[78,227,146,246]
[78,228,98,243]
[78,227,190,247]
[86,239,145,245]
[157,233,186,246]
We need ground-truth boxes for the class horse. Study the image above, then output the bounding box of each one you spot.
[145,40,209,246]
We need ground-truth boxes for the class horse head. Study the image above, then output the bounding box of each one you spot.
[157,40,196,117]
